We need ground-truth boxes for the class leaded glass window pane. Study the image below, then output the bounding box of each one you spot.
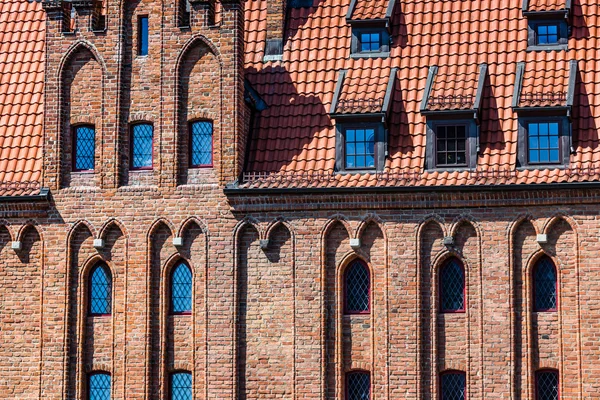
[74,125,95,171]
[131,123,153,169]
[90,264,112,315]
[346,371,370,400]
[534,258,557,311]
[89,372,111,400]
[171,262,192,314]
[440,258,464,312]
[345,260,370,313]
[441,372,466,400]
[190,121,213,167]
[171,372,192,400]
[536,370,559,400]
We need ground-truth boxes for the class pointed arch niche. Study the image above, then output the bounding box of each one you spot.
[236,222,294,399]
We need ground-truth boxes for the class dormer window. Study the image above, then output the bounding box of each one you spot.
[523,0,570,51]
[346,0,396,58]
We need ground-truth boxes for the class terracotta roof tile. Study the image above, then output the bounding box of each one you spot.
[519,59,570,107]
[350,0,390,21]
[335,64,392,114]
[427,64,481,111]
[528,0,569,12]
[0,0,44,196]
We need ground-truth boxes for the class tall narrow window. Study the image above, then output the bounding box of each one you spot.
[138,16,149,56]
[536,369,559,400]
[344,259,370,314]
[440,258,465,313]
[440,371,466,400]
[346,371,370,400]
[528,121,560,164]
[130,123,153,170]
[533,257,558,312]
[89,263,112,316]
[88,372,111,400]
[189,120,213,167]
[73,125,95,171]
[171,262,192,314]
[170,371,192,400]
[345,127,376,169]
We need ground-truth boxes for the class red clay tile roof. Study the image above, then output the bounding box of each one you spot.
[349,0,391,21]
[0,0,44,196]
[527,0,569,12]
[426,64,482,111]
[242,0,600,189]
[334,64,392,114]
[518,59,570,107]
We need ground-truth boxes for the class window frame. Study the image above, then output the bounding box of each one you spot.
[426,119,478,171]
[138,15,149,56]
[439,370,466,400]
[527,18,568,51]
[439,257,466,314]
[129,122,154,171]
[88,263,112,317]
[532,256,558,313]
[170,261,193,315]
[72,124,96,173]
[350,26,390,58]
[343,259,371,315]
[87,371,111,400]
[535,369,560,400]
[517,116,570,168]
[188,120,214,169]
[169,370,192,400]
[345,370,371,400]
[335,122,386,173]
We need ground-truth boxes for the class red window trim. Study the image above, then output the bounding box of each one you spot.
[170,261,193,316]
[532,256,558,312]
[88,262,112,317]
[345,370,371,400]
[535,368,560,400]
[439,370,466,400]
[439,257,466,313]
[188,119,214,169]
[343,259,371,315]
[72,124,95,173]
[129,122,154,171]
[169,370,192,400]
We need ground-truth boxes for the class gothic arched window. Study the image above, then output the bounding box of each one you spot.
[89,263,112,316]
[171,261,192,314]
[440,258,465,313]
[344,259,370,314]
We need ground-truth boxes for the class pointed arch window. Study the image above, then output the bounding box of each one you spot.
[440,258,465,313]
[170,371,192,400]
[89,263,112,316]
[533,257,558,312]
[536,369,559,400]
[346,370,370,400]
[88,371,111,400]
[440,370,466,400]
[344,259,370,314]
[171,261,192,314]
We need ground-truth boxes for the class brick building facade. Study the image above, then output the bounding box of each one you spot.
[0,0,599,399]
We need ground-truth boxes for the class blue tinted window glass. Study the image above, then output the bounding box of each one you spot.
[90,264,111,315]
[171,262,192,313]
[190,121,213,167]
[537,24,559,45]
[74,126,95,171]
[139,16,149,55]
[171,372,192,400]
[360,31,381,52]
[89,373,111,400]
[345,127,375,169]
[528,122,560,164]
[131,123,153,169]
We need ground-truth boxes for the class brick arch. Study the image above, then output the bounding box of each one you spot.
[147,218,176,242]
[98,218,129,242]
[416,214,448,238]
[321,216,352,244]
[542,214,578,236]
[265,218,295,243]
[355,214,387,242]
[177,216,209,238]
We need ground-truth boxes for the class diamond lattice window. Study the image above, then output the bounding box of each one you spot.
[171,372,192,400]
[536,370,559,400]
[345,260,370,314]
[131,123,153,169]
[441,371,466,400]
[346,371,370,400]
[89,372,111,400]
[171,262,192,314]
[190,121,213,167]
[89,264,112,315]
[73,125,95,171]
[440,258,465,312]
[534,258,557,311]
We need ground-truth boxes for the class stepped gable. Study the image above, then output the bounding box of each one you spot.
[0,0,45,196]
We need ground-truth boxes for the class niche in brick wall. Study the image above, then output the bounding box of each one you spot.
[0,225,42,398]
[178,39,220,185]
[61,47,103,188]
[236,223,294,399]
